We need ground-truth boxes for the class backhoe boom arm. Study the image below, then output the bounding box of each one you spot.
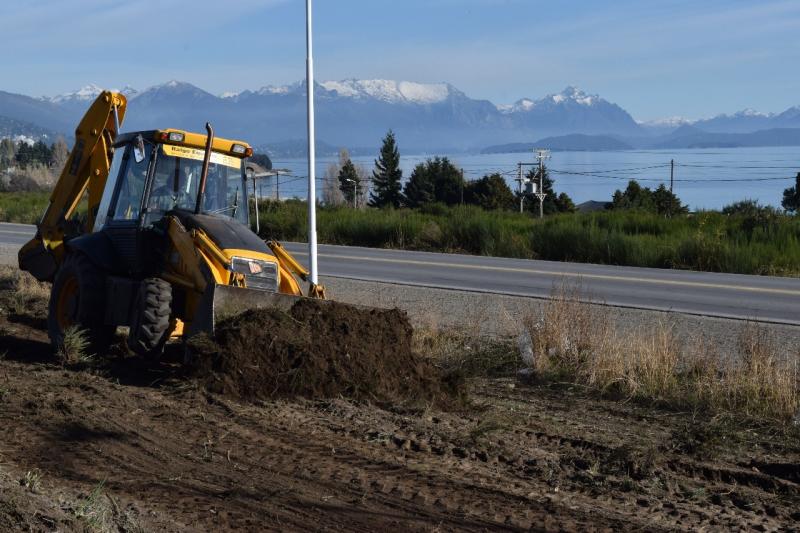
[19,91,127,281]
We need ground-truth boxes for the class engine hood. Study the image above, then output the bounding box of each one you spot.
[179,212,269,254]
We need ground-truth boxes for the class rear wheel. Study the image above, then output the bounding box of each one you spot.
[48,253,115,354]
[128,278,172,358]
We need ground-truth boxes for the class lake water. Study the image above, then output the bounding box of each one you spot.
[267,146,800,210]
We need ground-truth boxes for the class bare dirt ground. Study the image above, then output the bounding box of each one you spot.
[1,281,799,531]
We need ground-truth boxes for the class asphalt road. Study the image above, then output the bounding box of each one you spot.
[2,222,798,325]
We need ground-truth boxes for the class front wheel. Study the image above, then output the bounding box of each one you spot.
[127,278,172,359]
[48,253,115,354]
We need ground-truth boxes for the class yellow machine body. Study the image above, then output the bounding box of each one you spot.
[18,90,321,354]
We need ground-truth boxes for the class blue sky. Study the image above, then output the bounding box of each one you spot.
[1,0,799,120]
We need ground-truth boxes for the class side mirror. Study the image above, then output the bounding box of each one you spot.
[133,135,146,163]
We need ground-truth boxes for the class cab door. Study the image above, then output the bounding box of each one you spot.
[101,139,153,272]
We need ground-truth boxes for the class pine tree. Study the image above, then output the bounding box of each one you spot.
[15,142,33,168]
[610,180,687,216]
[402,163,436,208]
[782,173,800,214]
[338,157,364,207]
[369,130,403,208]
[402,157,464,207]
[464,173,515,210]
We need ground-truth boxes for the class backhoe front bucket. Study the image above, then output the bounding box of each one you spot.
[187,283,305,338]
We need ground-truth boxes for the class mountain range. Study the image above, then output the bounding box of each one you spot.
[1,80,799,155]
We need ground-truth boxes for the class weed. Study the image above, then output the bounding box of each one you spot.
[467,415,513,444]
[74,479,109,528]
[619,476,636,492]
[57,326,94,365]
[20,469,42,493]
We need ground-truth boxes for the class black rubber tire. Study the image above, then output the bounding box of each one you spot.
[127,278,172,358]
[48,253,115,355]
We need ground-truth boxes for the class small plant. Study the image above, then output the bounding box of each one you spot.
[74,479,109,528]
[21,469,42,493]
[57,326,94,365]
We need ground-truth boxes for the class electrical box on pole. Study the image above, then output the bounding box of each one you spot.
[534,149,550,218]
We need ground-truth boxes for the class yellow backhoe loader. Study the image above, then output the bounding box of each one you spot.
[19,90,323,357]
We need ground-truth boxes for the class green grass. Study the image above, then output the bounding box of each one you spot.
[4,192,797,276]
[0,191,49,224]
[256,200,800,276]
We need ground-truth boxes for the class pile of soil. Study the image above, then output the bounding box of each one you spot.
[190,299,460,405]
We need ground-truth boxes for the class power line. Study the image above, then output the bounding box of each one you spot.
[550,168,797,183]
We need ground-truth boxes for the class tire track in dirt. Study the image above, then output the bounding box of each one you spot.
[1,305,798,530]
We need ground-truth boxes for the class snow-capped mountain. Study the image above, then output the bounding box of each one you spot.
[45,83,104,104]
[43,84,139,104]
[693,109,778,133]
[638,116,693,128]
[318,79,452,105]
[637,116,695,136]
[502,86,642,137]
[3,80,799,153]
[500,87,605,114]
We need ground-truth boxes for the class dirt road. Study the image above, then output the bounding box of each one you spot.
[0,277,799,531]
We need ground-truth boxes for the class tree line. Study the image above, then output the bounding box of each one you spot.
[0,137,69,192]
[0,138,69,170]
[328,129,800,219]
[328,130,576,214]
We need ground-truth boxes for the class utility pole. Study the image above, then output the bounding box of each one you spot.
[345,178,357,208]
[535,149,550,219]
[516,162,524,213]
[250,170,259,234]
[460,169,464,205]
[670,159,674,193]
[305,0,318,288]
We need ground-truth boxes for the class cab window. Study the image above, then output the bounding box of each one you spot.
[111,142,152,221]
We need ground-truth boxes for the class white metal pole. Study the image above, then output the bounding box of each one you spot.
[305,0,318,285]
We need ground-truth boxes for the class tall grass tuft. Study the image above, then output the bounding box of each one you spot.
[523,287,800,422]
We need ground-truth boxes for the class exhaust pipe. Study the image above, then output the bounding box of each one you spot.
[195,122,214,214]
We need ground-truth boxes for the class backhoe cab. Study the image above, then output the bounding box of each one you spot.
[19,90,322,357]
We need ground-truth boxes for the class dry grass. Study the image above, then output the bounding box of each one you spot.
[414,311,522,379]
[523,285,800,422]
[0,265,50,317]
[72,479,110,530]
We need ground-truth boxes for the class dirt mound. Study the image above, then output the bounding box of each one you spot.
[190,299,460,405]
